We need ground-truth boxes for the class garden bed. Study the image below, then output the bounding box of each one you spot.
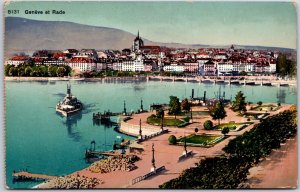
[177,111,210,116]
[214,122,253,131]
[147,115,185,127]
[178,134,227,147]
[250,104,280,112]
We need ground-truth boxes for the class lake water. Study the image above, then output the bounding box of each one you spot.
[5,80,297,188]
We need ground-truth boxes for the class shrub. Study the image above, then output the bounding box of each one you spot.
[222,127,230,135]
[194,128,199,133]
[257,101,262,106]
[278,102,281,107]
[203,120,213,130]
[168,135,177,145]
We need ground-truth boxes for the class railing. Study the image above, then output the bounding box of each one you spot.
[137,129,168,143]
[131,166,166,185]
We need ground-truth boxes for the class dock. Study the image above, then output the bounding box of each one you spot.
[12,171,57,181]
[85,150,122,158]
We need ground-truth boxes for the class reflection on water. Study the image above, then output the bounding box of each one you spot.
[277,89,286,104]
[82,103,100,114]
[62,112,83,142]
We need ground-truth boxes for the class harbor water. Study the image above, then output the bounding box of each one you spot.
[5,80,297,188]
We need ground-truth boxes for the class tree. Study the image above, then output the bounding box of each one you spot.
[156,108,164,118]
[232,91,247,112]
[194,128,199,133]
[17,67,25,77]
[239,71,247,76]
[8,67,17,76]
[276,54,288,77]
[181,98,191,113]
[169,96,181,118]
[168,135,177,145]
[4,65,12,76]
[210,101,227,125]
[56,67,66,77]
[48,65,58,77]
[39,65,48,77]
[222,127,230,135]
[203,120,213,130]
[24,66,33,76]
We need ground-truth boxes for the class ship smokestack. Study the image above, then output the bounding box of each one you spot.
[191,89,194,99]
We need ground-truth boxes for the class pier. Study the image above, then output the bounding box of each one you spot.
[12,171,57,182]
[85,150,122,158]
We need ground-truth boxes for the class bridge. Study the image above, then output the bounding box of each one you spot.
[12,171,57,181]
[147,75,296,86]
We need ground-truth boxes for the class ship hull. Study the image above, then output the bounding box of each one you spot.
[56,107,82,117]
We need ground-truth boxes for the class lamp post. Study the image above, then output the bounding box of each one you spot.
[140,98,144,112]
[183,132,188,156]
[139,119,142,140]
[123,100,127,114]
[151,143,156,172]
[160,109,164,131]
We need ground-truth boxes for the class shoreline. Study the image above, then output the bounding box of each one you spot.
[4,76,147,81]
[4,76,297,86]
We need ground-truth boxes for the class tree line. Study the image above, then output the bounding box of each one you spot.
[276,53,297,78]
[160,106,297,189]
[5,64,72,77]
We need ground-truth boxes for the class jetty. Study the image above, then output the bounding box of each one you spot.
[12,171,57,182]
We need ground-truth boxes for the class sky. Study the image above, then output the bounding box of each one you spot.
[4,1,297,49]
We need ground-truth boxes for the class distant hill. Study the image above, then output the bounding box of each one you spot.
[4,17,295,58]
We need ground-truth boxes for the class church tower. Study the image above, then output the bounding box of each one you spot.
[132,31,144,52]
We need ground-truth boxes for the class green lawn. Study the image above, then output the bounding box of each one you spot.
[179,134,222,145]
[215,122,251,130]
[147,116,184,126]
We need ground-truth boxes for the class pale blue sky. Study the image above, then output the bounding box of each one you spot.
[5,1,297,49]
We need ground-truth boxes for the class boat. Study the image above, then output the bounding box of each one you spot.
[56,84,83,117]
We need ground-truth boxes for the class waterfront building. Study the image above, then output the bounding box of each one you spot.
[238,62,255,73]
[6,55,29,66]
[96,62,107,72]
[203,60,216,76]
[269,59,277,73]
[163,63,184,72]
[112,62,122,71]
[121,60,144,72]
[183,62,199,75]
[68,57,96,72]
[43,58,68,66]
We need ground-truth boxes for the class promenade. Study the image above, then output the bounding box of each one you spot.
[35,104,295,189]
